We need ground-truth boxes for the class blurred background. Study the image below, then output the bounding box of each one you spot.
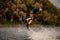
[0,0,60,26]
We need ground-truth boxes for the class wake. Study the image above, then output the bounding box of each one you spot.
[27,27,58,40]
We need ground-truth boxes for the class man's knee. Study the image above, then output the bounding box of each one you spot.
[26,18,31,21]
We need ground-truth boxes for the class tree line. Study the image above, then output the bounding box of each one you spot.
[0,0,60,26]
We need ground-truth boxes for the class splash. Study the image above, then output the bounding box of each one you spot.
[27,27,57,40]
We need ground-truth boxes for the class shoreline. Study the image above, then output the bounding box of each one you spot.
[0,24,60,27]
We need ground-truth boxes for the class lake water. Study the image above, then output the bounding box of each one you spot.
[0,26,60,40]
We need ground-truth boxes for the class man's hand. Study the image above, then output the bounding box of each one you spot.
[39,8,43,12]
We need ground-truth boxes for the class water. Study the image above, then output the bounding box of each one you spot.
[0,26,60,40]
[27,27,59,40]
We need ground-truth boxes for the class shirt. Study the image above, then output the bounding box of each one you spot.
[32,8,39,13]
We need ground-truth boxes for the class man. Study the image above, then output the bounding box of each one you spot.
[25,2,43,29]
[25,8,43,29]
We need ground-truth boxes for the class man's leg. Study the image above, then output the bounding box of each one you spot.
[28,20,32,25]
[26,18,31,21]
[26,19,32,29]
[24,17,31,24]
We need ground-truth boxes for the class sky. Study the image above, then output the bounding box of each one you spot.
[49,0,60,8]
